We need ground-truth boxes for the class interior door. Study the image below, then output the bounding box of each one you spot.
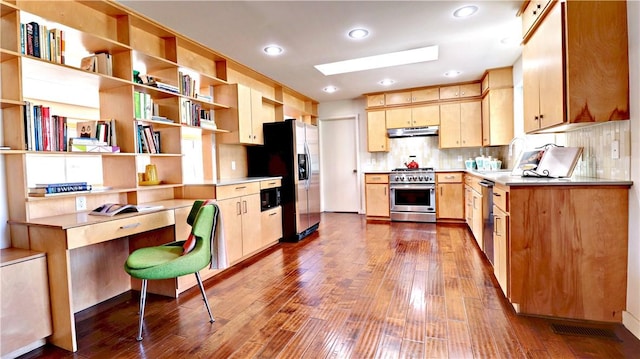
[319,115,360,212]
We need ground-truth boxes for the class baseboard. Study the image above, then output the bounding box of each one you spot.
[1,338,46,359]
[623,310,640,340]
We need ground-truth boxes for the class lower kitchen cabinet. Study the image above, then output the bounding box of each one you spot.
[435,172,464,220]
[365,174,390,219]
[216,182,262,264]
[493,202,509,295]
[261,206,283,246]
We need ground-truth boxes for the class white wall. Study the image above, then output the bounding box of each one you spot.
[624,0,640,339]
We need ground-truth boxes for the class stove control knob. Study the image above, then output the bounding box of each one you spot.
[419,176,424,181]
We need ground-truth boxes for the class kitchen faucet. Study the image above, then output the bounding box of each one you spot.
[508,135,527,166]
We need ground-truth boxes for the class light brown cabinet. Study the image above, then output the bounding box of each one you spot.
[364,174,390,219]
[1,249,52,357]
[439,83,481,100]
[435,172,464,220]
[521,0,552,40]
[367,94,385,107]
[384,87,439,106]
[366,110,388,152]
[216,182,262,264]
[522,1,629,133]
[492,184,509,296]
[386,104,439,129]
[481,67,514,146]
[216,83,265,145]
[439,100,482,148]
[261,206,283,245]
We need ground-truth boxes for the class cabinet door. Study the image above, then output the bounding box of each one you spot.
[482,95,490,146]
[471,191,483,248]
[459,83,481,98]
[437,182,464,219]
[250,89,264,144]
[484,89,514,146]
[523,31,541,133]
[365,183,389,218]
[460,101,482,147]
[493,205,509,296]
[385,108,412,129]
[385,91,412,105]
[536,3,564,130]
[412,104,439,127]
[217,198,243,264]
[439,85,460,100]
[411,88,439,102]
[236,84,254,144]
[439,103,461,148]
[366,111,388,152]
[241,193,262,256]
[367,94,385,108]
[261,206,282,246]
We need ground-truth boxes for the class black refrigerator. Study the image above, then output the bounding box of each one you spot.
[247,119,321,242]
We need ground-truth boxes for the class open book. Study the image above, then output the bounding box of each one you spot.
[89,203,164,216]
[513,146,583,178]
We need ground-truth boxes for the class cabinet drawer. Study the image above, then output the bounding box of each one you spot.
[436,172,462,183]
[260,179,281,189]
[67,211,174,249]
[365,174,388,184]
[216,182,260,200]
[493,185,509,212]
[465,174,482,193]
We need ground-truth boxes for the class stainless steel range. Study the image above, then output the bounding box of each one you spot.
[389,168,436,222]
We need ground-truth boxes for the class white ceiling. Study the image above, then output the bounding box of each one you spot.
[117,1,523,103]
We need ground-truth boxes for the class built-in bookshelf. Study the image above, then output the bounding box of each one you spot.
[0,0,318,236]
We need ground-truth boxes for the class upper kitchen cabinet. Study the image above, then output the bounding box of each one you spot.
[366,110,388,152]
[384,87,439,106]
[439,83,481,100]
[481,67,514,146]
[439,100,482,149]
[521,0,629,134]
[385,104,439,129]
[215,83,264,145]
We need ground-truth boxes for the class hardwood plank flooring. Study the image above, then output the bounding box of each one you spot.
[20,213,640,358]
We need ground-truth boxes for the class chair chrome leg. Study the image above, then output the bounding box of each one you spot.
[137,279,148,341]
[195,272,215,323]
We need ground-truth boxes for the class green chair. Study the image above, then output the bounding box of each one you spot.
[124,200,219,341]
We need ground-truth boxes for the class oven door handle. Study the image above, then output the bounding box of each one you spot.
[390,184,436,190]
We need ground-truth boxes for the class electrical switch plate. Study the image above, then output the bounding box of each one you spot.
[76,196,87,211]
[611,140,620,159]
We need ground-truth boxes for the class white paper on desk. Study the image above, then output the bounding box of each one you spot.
[536,147,583,177]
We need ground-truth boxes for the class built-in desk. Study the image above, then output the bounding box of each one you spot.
[8,199,194,352]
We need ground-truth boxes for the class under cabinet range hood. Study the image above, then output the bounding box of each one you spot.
[387,126,439,138]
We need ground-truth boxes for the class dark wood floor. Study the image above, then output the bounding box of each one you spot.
[21,213,640,358]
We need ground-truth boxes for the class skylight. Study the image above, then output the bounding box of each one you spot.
[314,45,439,76]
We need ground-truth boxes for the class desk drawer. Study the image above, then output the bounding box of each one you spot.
[216,182,260,200]
[66,211,174,249]
[260,179,281,189]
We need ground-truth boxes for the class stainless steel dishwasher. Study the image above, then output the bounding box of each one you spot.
[479,180,495,264]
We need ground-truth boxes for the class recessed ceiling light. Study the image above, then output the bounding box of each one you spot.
[263,45,283,56]
[444,70,461,77]
[453,5,478,18]
[315,45,439,76]
[378,79,395,86]
[348,28,369,39]
[323,86,338,93]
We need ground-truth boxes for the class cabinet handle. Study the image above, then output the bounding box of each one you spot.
[445,175,454,179]
[493,193,501,197]
[440,187,443,196]
[539,114,544,119]
[269,212,277,216]
[494,216,500,235]
[235,186,247,190]
[268,181,276,185]
[120,223,141,229]
[406,97,411,102]
[236,201,241,215]
[534,116,539,121]
[242,200,247,213]
[384,187,387,196]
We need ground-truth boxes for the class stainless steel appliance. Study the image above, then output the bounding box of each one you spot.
[260,187,281,212]
[247,119,321,242]
[389,168,436,222]
[479,179,495,264]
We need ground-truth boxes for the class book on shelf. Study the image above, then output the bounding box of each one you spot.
[89,203,164,217]
[136,121,159,153]
[29,182,92,195]
[80,53,112,75]
[21,21,64,64]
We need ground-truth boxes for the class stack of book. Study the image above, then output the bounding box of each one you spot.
[179,71,198,97]
[20,21,65,64]
[134,91,153,120]
[136,121,160,154]
[29,181,92,197]
[23,101,68,152]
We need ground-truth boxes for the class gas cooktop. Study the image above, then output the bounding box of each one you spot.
[391,167,435,172]
[390,168,435,184]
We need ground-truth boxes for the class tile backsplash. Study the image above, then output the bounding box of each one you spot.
[362,120,630,180]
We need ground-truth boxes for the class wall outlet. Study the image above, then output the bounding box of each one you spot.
[611,140,620,159]
[231,161,236,171]
[75,196,87,211]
